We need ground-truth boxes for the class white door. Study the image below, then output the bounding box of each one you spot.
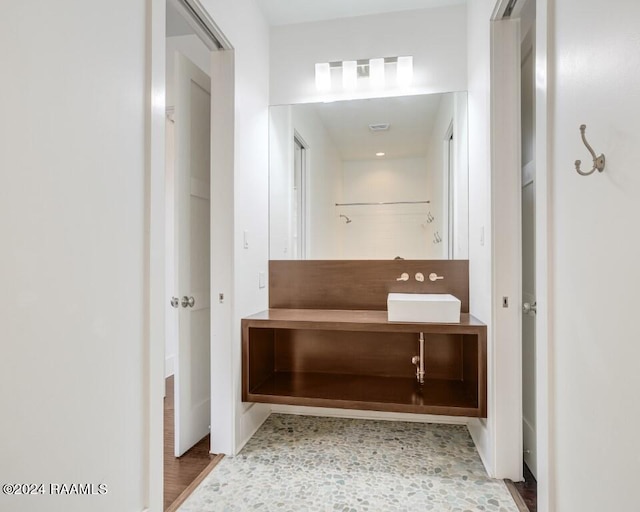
[521,161,537,477]
[521,35,537,478]
[174,52,211,457]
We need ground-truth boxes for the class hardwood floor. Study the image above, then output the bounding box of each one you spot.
[506,462,537,512]
[513,463,537,511]
[164,376,223,511]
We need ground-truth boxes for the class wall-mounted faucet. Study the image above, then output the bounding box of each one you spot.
[396,272,409,281]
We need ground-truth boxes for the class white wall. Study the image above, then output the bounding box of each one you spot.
[269,105,294,259]
[198,0,272,455]
[270,4,467,105]
[341,157,433,259]
[269,105,343,260]
[292,105,343,259]
[0,1,148,511]
[452,92,469,259]
[424,94,454,258]
[465,0,496,476]
[548,0,640,509]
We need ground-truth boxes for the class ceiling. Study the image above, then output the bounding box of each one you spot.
[256,0,465,26]
[306,94,446,161]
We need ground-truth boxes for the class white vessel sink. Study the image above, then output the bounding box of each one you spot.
[387,293,461,323]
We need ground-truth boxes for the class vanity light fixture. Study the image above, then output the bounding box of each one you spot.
[315,56,414,92]
[315,62,331,92]
[396,56,414,87]
[342,60,358,90]
[369,58,385,88]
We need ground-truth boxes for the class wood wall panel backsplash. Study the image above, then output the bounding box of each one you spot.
[269,260,469,313]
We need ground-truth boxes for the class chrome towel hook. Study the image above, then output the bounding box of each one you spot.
[575,124,605,176]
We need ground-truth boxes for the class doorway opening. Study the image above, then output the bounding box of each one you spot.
[163,0,224,509]
[517,0,538,508]
[444,123,454,259]
[292,135,308,259]
[491,0,543,509]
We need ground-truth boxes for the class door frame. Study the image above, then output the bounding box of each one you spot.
[146,0,235,509]
[292,131,309,259]
[490,0,551,510]
[443,120,454,259]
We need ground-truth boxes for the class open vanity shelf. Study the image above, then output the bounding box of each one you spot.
[242,308,487,417]
[242,260,486,418]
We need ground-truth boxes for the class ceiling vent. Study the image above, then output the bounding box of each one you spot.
[369,123,390,132]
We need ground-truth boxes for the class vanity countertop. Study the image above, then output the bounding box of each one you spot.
[243,308,485,333]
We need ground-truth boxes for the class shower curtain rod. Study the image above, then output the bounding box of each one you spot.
[335,200,430,206]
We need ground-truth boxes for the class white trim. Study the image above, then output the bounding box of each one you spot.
[489,17,523,480]
[292,133,309,259]
[236,403,272,455]
[165,354,176,378]
[522,160,535,187]
[534,0,552,508]
[491,0,514,20]
[169,0,232,50]
[191,177,210,200]
[146,0,166,510]
[271,405,470,425]
[442,120,454,259]
[293,130,311,260]
[209,48,236,456]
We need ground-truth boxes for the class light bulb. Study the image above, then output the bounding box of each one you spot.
[396,56,414,87]
[342,60,357,90]
[369,58,385,88]
[315,62,331,92]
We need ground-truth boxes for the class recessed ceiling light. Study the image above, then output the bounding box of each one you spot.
[376,152,385,157]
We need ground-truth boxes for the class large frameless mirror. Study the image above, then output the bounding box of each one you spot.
[269,92,469,260]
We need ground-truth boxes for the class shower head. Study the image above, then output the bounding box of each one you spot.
[339,214,352,224]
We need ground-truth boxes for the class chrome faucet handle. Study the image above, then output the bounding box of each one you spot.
[396,272,410,281]
[429,273,444,282]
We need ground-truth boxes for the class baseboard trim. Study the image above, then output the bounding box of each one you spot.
[468,419,493,477]
[235,403,270,455]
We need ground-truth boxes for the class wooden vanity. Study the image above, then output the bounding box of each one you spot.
[242,260,487,418]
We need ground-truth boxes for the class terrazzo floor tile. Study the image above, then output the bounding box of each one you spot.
[178,414,519,512]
